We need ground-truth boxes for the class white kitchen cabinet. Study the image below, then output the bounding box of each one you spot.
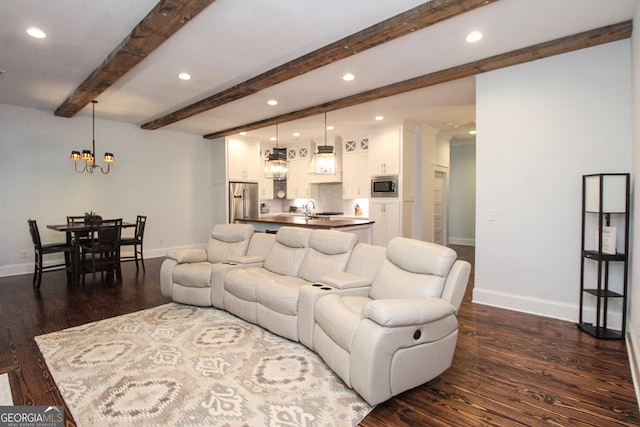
[228,138,260,181]
[343,137,369,199]
[370,199,400,246]
[368,127,400,176]
[287,141,314,198]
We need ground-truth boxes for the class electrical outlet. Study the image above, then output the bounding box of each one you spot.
[487,210,496,221]
[159,238,165,246]
[20,249,28,258]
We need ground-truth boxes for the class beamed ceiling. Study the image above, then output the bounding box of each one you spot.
[1,0,637,143]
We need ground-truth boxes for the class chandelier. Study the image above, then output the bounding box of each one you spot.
[264,124,288,180]
[314,112,336,175]
[70,100,114,174]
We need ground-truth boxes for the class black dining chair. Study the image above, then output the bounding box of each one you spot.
[27,219,73,289]
[120,215,147,272]
[80,218,123,289]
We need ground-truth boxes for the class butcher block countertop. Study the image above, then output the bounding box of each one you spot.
[238,215,374,229]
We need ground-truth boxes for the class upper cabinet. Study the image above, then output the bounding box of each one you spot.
[227,138,260,181]
[287,140,315,198]
[368,127,401,176]
[343,137,369,199]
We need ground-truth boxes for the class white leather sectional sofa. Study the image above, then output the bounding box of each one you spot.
[160,224,471,406]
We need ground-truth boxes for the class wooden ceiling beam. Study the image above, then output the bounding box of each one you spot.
[141,0,500,130]
[203,21,632,140]
[54,0,217,118]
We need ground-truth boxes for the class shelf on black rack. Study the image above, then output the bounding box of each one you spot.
[578,322,623,340]
[583,288,624,298]
[583,250,626,261]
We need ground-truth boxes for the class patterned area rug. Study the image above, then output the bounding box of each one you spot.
[35,303,372,426]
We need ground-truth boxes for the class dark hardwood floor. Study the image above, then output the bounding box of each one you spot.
[1,246,639,426]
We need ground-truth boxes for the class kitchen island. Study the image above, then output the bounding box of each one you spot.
[236,215,374,244]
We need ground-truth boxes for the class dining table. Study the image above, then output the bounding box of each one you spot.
[47,221,135,286]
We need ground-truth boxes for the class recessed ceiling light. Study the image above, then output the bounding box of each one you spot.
[469,130,477,135]
[239,132,247,136]
[267,99,278,106]
[326,125,334,131]
[342,73,355,81]
[178,72,192,80]
[270,136,277,141]
[27,27,46,39]
[292,132,300,137]
[375,115,384,121]
[466,31,483,43]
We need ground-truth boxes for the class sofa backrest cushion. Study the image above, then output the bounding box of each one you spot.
[245,232,276,257]
[206,224,254,263]
[370,237,457,300]
[299,230,358,282]
[263,227,312,277]
[345,243,387,280]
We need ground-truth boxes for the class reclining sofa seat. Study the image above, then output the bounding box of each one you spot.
[312,236,471,406]
[223,226,358,341]
[160,224,257,306]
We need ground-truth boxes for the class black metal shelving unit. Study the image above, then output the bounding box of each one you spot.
[578,173,630,339]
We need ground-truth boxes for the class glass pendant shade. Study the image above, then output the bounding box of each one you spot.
[314,145,336,175]
[314,112,336,175]
[264,124,287,180]
[264,152,288,180]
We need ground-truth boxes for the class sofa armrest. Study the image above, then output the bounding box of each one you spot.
[361,298,455,328]
[166,248,208,264]
[298,283,370,350]
[160,259,177,297]
[318,272,372,290]
[227,255,266,265]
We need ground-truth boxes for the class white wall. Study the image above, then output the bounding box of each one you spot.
[0,104,213,276]
[474,40,632,321]
[627,0,640,399]
[449,139,476,246]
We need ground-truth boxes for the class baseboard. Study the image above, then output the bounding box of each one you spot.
[0,244,203,278]
[472,287,579,324]
[626,325,640,410]
[449,237,475,246]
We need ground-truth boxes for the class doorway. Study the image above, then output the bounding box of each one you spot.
[433,169,447,245]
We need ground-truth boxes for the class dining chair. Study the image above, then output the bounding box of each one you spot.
[27,219,73,289]
[66,215,90,245]
[120,215,147,272]
[80,218,122,289]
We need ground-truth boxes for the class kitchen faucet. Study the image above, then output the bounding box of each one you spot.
[305,200,316,217]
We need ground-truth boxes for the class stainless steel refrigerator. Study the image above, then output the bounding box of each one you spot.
[229,182,259,223]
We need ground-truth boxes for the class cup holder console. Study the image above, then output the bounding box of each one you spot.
[311,283,332,291]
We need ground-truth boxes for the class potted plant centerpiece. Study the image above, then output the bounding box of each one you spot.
[84,210,102,224]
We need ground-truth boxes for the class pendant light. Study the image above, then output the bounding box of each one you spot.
[264,124,288,180]
[314,112,336,175]
[70,100,114,174]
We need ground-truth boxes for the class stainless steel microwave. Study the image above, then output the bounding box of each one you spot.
[371,176,398,197]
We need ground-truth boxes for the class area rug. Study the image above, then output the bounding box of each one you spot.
[35,303,372,426]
